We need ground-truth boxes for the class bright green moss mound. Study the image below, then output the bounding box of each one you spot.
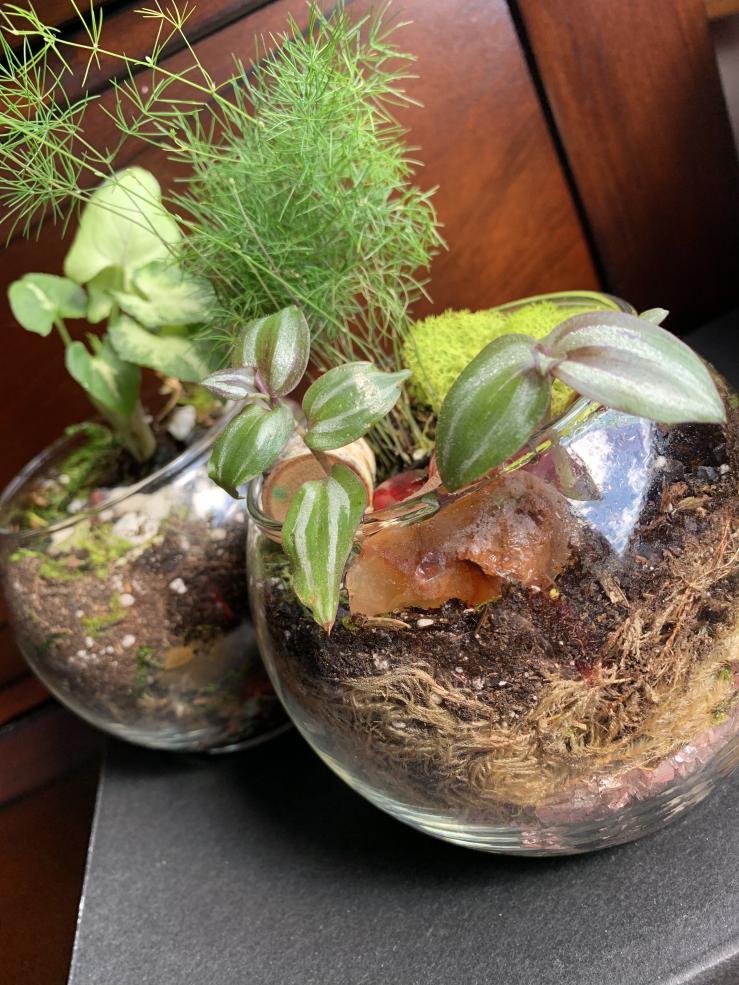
[403,300,596,417]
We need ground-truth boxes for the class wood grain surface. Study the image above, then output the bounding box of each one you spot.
[516,0,739,330]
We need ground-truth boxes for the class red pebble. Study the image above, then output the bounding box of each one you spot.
[373,470,427,510]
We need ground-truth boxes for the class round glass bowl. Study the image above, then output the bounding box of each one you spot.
[246,293,739,853]
[0,419,287,752]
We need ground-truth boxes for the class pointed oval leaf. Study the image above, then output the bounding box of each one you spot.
[303,362,411,451]
[64,167,181,285]
[282,463,367,631]
[238,306,310,397]
[547,312,726,424]
[436,334,549,491]
[108,315,222,383]
[201,367,257,401]
[639,308,669,326]
[65,338,140,417]
[208,403,293,498]
[9,273,87,336]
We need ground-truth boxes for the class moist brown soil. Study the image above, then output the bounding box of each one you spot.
[261,405,739,809]
[3,410,285,750]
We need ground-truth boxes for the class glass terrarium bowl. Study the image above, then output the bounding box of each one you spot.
[247,292,739,854]
[0,417,287,753]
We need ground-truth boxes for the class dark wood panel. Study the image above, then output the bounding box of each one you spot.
[0,705,101,806]
[517,0,739,330]
[706,0,739,19]
[0,762,99,985]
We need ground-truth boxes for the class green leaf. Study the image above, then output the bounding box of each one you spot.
[64,167,181,285]
[65,337,140,417]
[639,308,669,326]
[108,315,220,383]
[303,362,410,451]
[547,312,726,424]
[201,367,257,401]
[282,463,367,632]
[86,268,122,323]
[436,334,550,491]
[8,273,86,336]
[112,260,216,329]
[208,403,293,497]
[239,306,310,396]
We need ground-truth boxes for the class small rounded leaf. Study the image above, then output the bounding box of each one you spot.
[9,273,86,336]
[547,311,726,424]
[208,403,293,498]
[436,334,550,491]
[303,362,411,451]
[239,306,310,396]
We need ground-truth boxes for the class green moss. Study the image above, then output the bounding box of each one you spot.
[402,300,602,416]
[177,383,222,420]
[81,593,126,636]
[21,423,120,529]
[134,646,158,689]
[39,521,134,582]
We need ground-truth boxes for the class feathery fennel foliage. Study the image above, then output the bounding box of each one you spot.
[0,1,443,464]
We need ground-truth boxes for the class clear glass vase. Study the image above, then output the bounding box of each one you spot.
[0,418,287,752]
[246,293,739,854]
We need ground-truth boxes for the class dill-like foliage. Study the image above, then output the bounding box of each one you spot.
[0,1,442,462]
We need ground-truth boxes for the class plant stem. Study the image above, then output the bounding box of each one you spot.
[94,398,157,463]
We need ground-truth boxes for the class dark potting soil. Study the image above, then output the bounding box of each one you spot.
[262,408,739,754]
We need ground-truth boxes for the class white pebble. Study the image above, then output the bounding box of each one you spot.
[498,680,508,687]
[67,497,86,514]
[372,652,390,672]
[99,508,114,522]
[719,463,730,475]
[84,636,94,648]
[105,646,115,654]
[75,610,84,619]
[121,634,136,648]
[119,593,135,607]
[58,474,70,486]
[166,404,197,442]
[76,649,87,658]
[169,577,188,595]
[416,618,434,628]
[210,528,227,541]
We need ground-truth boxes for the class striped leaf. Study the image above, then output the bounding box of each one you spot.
[436,334,549,491]
[548,312,726,424]
[303,362,410,451]
[282,463,367,632]
[240,305,310,397]
[208,403,293,498]
[201,367,257,401]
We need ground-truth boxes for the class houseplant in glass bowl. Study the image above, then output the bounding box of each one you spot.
[0,2,441,750]
[207,292,737,854]
[0,168,287,751]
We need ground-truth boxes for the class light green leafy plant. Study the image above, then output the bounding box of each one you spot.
[7,167,222,460]
[0,1,442,467]
[203,304,726,631]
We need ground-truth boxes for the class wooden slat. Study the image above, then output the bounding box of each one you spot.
[0,762,99,985]
[0,704,101,807]
[517,0,739,331]
[0,674,49,727]
[706,0,739,20]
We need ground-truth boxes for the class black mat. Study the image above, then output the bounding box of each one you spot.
[68,317,739,985]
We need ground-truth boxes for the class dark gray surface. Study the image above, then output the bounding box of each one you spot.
[69,735,739,985]
[69,317,739,985]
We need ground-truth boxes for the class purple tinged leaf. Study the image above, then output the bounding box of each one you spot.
[303,362,411,451]
[281,463,366,632]
[208,402,293,498]
[436,334,550,491]
[239,306,310,397]
[547,312,726,424]
[201,367,257,401]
